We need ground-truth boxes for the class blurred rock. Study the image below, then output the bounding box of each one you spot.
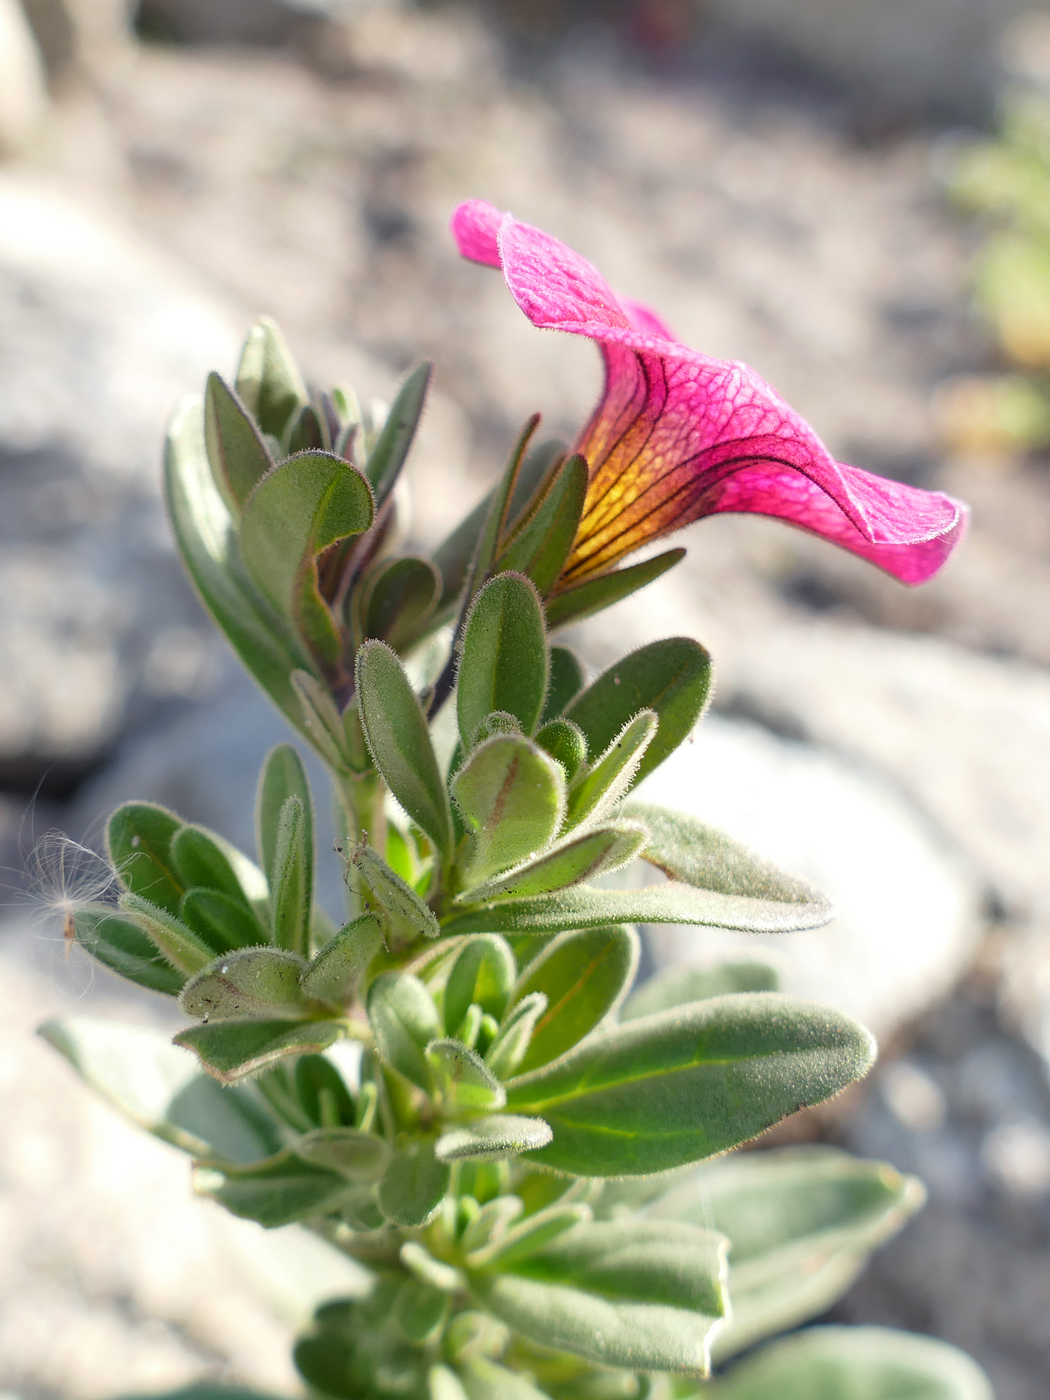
[0,0,49,154]
[135,0,359,47]
[705,0,1041,120]
[635,713,979,1044]
[20,0,77,75]
[0,175,239,791]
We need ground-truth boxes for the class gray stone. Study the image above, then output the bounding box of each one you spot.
[634,713,980,1045]
[0,175,239,786]
[0,0,48,155]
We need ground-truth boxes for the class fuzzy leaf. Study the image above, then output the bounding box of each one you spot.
[708,1327,994,1400]
[294,1128,391,1182]
[541,646,585,722]
[505,995,876,1175]
[458,1358,550,1400]
[367,972,442,1089]
[107,802,184,916]
[72,907,186,996]
[179,948,309,1021]
[165,399,313,732]
[292,670,356,771]
[239,449,374,663]
[471,1202,592,1268]
[484,993,548,1080]
[256,744,314,890]
[622,961,779,1021]
[444,935,516,1034]
[546,548,685,630]
[235,316,308,441]
[301,914,384,1006]
[342,843,440,948]
[452,735,566,886]
[436,1114,552,1163]
[271,796,311,956]
[171,825,252,909]
[534,718,587,781]
[564,638,712,784]
[495,453,587,594]
[205,372,274,512]
[565,713,656,830]
[471,1219,726,1374]
[651,1146,925,1361]
[511,926,639,1075]
[120,893,216,976]
[175,1018,348,1085]
[426,1040,506,1116]
[194,1147,353,1227]
[458,573,550,746]
[40,1016,279,1164]
[442,877,834,938]
[179,888,267,956]
[465,823,648,903]
[626,802,829,910]
[379,1139,451,1226]
[362,556,441,651]
[364,362,432,505]
[460,417,540,617]
[356,641,454,861]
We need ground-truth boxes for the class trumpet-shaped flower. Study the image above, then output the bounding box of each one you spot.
[452,199,966,586]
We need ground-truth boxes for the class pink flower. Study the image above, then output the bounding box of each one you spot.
[452,199,966,586]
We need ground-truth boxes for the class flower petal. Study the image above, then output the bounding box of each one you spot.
[451,201,968,586]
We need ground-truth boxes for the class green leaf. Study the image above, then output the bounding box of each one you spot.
[441,877,835,938]
[458,1358,551,1400]
[650,1146,924,1361]
[256,744,313,888]
[239,449,374,664]
[469,1202,592,1268]
[175,1018,349,1085]
[342,842,440,949]
[564,638,712,784]
[534,719,587,781]
[458,1196,525,1255]
[546,548,686,630]
[295,1053,355,1127]
[235,316,308,442]
[483,993,547,1080]
[367,971,442,1089]
[72,906,186,996]
[119,893,216,975]
[452,736,566,886]
[444,935,516,1033]
[541,645,585,723]
[361,555,441,651]
[565,713,656,830]
[287,403,325,454]
[40,1016,279,1163]
[180,888,267,956]
[471,1218,727,1374]
[397,1280,450,1343]
[294,1128,391,1181]
[436,1114,552,1163]
[179,948,309,1021]
[505,994,876,1176]
[402,1240,467,1293]
[511,926,639,1075]
[465,823,648,903]
[495,453,588,594]
[379,1139,451,1226]
[165,398,314,733]
[622,960,779,1021]
[708,1327,994,1400]
[107,802,184,916]
[171,824,251,908]
[205,372,274,512]
[458,573,550,746]
[429,1364,470,1400]
[271,796,311,956]
[194,1147,353,1227]
[291,670,356,772]
[626,802,830,912]
[364,362,432,505]
[356,641,454,862]
[301,915,384,1006]
[460,416,540,617]
[426,1040,506,1117]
